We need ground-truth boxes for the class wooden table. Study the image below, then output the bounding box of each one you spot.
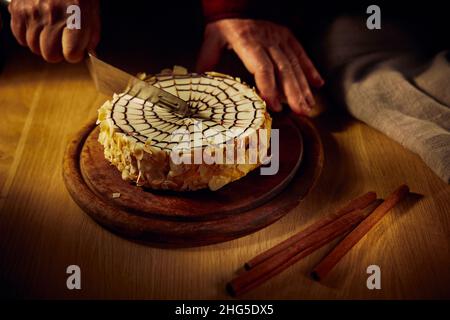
[1,48,449,300]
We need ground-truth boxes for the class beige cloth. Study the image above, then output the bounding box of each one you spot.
[320,16,450,183]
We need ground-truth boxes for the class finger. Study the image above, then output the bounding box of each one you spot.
[62,27,90,63]
[281,43,315,107]
[195,32,224,73]
[26,22,44,55]
[10,17,27,46]
[8,2,25,45]
[233,42,281,111]
[267,45,308,114]
[39,24,65,63]
[288,36,324,88]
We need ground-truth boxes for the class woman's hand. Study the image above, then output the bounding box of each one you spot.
[9,0,100,63]
[196,19,324,114]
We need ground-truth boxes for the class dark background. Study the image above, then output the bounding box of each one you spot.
[1,0,448,80]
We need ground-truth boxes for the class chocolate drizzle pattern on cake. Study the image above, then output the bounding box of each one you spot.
[108,72,266,152]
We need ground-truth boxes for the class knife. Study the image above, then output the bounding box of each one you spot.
[0,0,189,116]
[87,53,189,116]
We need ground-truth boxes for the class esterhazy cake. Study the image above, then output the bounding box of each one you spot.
[96,66,272,191]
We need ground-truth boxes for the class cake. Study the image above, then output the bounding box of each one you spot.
[96,66,272,191]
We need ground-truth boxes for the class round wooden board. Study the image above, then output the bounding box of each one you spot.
[63,114,324,247]
[81,115,303,221]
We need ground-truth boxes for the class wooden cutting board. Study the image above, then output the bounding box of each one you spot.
[63,114,323,246]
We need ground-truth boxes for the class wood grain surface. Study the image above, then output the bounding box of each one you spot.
[0,49,449,299]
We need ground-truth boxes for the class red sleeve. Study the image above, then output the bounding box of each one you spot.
[201,0,252,22]
[201,0,281,23]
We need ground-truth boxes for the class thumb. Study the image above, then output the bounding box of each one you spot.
[195,33,224,73]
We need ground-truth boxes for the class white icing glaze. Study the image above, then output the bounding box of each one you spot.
[101,72,267,152]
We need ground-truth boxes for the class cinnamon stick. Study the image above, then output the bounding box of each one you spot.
[311,184,409,281]
[244,191,377,270]
[227,200,382,297]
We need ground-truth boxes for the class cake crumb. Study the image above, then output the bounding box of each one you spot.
[112,192,121,199]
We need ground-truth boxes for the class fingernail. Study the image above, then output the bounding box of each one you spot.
[273,101,283,112]
[306,95,315,107]
[299,100,311,114]
[317,77,325,87]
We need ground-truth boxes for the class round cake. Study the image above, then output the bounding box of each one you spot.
[96,66,272,191]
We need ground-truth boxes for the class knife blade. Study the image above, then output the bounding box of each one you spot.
[87,53,189,116]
